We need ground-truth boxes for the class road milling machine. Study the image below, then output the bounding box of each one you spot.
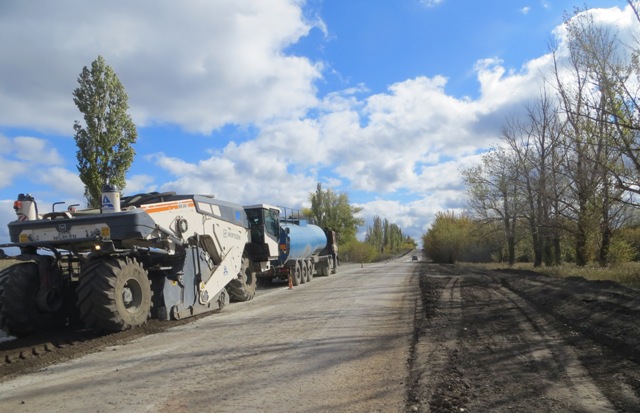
[0,187,285,336]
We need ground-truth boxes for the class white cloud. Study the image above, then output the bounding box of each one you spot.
[0,159,28,190]
[420,0,444,8]
[34,167,84,200]
[0,136,69,190]
[124,174,157,194]
[148,142,319,207]
[0,0,322,134]
[13,137,64,165]
[521,7,531,15]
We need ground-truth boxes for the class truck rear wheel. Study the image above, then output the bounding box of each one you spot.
[0,262,69,337]
[291,262,302,286]
[77,257,151,334]
[226,256,257,302]
[317,263,327,277]
[306,260,314,282]
[300,260,308,284]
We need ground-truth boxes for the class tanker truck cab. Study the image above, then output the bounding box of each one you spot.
[243,204,281,266]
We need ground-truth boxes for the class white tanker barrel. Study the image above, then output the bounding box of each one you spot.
[279,221,327,263]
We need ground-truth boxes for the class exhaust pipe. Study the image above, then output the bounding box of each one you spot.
[14,193,38,221]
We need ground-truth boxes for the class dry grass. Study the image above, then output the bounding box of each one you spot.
[465,261,640,290]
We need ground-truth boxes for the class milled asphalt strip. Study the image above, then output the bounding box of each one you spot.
[410,275,463,407]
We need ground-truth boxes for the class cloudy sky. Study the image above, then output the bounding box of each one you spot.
[0,0,635,245]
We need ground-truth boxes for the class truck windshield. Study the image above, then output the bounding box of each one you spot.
[266,209,279,237]
[246,208,279,243]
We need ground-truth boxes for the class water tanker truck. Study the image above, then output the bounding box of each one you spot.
[255,208,338,286]
[0,188,337,337]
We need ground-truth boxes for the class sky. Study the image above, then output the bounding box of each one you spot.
[0,0,636,246]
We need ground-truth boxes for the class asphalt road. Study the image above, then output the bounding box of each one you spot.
[0,258,419,413]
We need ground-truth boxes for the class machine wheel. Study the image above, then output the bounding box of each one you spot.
[0,262,69,337]
[226,256,257,302]
[77,257,151,334]
[291,262,302,286]
[0,267,12,333]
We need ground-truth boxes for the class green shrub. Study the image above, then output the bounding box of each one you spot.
[339,240,378,263]
[607,237,636,264]
[423,211,473,264]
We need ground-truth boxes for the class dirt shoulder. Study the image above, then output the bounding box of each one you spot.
[407,263,640,413]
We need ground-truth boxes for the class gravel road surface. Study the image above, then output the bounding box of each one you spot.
[0,260,417,413]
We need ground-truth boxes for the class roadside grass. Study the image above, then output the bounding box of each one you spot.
[465,261,640,290]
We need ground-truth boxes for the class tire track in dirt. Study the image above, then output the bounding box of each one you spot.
[485,275,616,412]
[407,264,635,412]
[497,271,640,411]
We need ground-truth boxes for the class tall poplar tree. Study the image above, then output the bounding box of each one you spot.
[73,55,137,207]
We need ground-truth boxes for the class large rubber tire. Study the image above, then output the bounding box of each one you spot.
[291,262,302,286]
[0,267,12,333]
[226,256,257,302]
[300,260,308,284]
[318,262,328,277]
[0,262,69,337]
[77,257,151,334]
[306,260,314,282]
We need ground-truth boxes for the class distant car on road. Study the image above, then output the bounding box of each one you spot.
[412,255,418,261]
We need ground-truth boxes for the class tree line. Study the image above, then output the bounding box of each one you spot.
[306,184,416,262]
[425,3,640,267]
